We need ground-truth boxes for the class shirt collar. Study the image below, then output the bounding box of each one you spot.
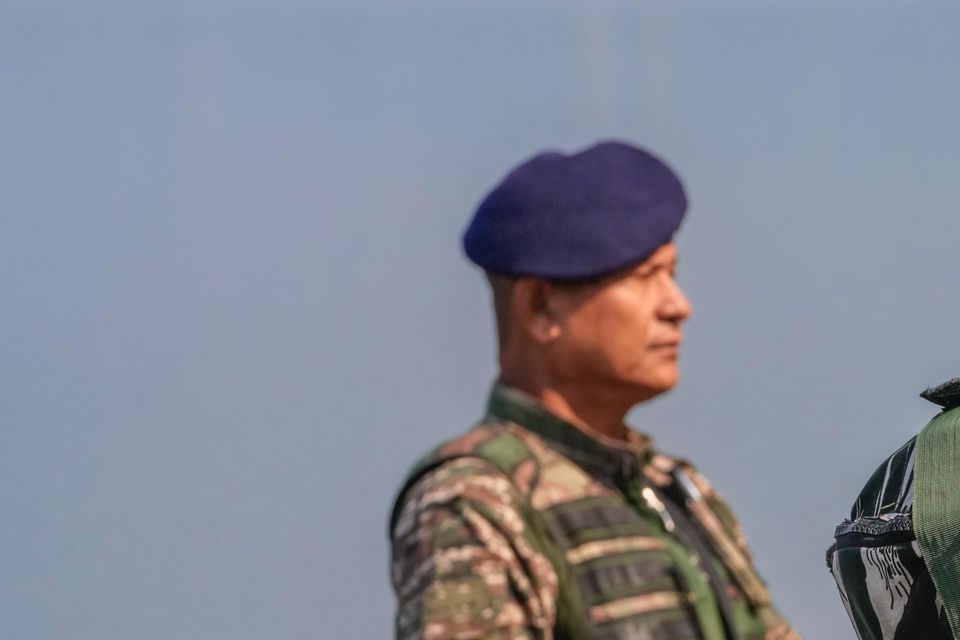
[485,381,653,482]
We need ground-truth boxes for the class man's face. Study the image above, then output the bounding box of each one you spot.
[548,243,692,401]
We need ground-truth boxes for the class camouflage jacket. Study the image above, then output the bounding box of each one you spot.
[827,378,960,640]
[389,383,798,639]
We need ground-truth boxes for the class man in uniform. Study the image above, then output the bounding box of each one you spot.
[827,377,960,639]
[389,141,799,639]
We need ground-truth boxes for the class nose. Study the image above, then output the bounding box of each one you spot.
[661,279,692,324]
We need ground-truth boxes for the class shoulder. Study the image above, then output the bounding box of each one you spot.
[389,430,561,637]
[645,451,745,540]
[831,376,960,531]
[828,404,926,559]
[648,449,788,615]
[824,381,957,637]
[647,450,759,567]
[391,456,525,542]
[389,424,542,537]
[826,427,949,638]
[845,436,918,524]
[826,435,918,583]
[833,376,960,530]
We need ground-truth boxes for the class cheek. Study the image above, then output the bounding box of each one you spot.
[572,299,654,369]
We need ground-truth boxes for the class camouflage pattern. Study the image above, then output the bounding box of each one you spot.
[390,383,799,639]
[827,378,960,640]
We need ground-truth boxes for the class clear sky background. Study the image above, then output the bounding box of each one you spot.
[2,1,959,638]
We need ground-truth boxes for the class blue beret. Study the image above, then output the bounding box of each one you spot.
[463,141,687,279]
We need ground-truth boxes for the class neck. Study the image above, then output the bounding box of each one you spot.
[500,373,634,441]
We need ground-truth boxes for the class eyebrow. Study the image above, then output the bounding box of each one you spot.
[639,257,677,275]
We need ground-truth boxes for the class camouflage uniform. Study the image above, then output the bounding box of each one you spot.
[827,378,960,639]
[390,383,799,639]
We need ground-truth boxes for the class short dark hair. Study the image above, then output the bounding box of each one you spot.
[485,273,604,351]
[485,273,516,351]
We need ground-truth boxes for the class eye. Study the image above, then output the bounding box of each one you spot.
[650,266,672,278]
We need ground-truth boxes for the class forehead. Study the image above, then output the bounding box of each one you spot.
[631,243,678,272]
[547,243,678,294]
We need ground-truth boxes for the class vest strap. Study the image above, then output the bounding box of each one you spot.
[915,405,960,639]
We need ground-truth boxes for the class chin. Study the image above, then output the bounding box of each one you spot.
[634,369,680,398]
[607,362,680,400]
[615,381,674,406]
[650,378,679,396]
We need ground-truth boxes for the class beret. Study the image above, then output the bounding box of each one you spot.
[463,140,687,279]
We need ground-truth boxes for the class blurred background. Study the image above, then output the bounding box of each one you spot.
[2,0,959,637]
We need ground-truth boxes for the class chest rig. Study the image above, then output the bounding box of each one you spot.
[393,409,774,640]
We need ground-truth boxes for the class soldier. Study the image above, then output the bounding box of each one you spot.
[827,377,960,639]
[389,141,799,640]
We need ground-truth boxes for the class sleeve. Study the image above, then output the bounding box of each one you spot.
[390,458,558,640]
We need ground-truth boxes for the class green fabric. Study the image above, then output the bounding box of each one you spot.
[477,433,530,472]
[915,404,960,639]
[517,499,592,640]
[620,476,729,640]
[462,430,592,640]
[486,383,655,470]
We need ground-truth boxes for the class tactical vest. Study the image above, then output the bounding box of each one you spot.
[391,419,781,640]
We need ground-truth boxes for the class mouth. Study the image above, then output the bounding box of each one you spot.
[650,340,682,356]
[650,339,682,349]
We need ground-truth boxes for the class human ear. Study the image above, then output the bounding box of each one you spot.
[513,279,562,344]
